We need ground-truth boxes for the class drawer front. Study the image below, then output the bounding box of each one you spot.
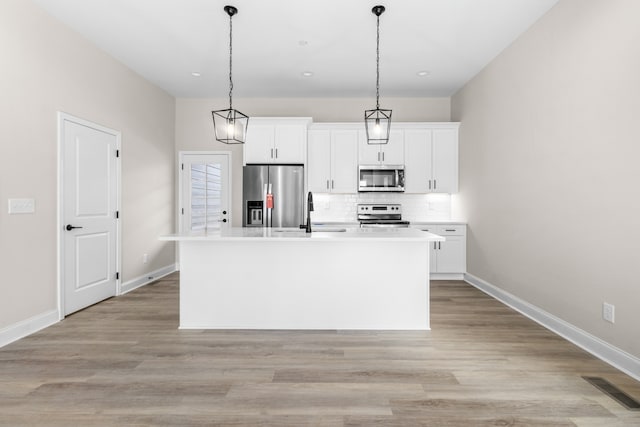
[434,225,466,236]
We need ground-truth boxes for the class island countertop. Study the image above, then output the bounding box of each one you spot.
[166,226,437,330]
[160,227,445,242]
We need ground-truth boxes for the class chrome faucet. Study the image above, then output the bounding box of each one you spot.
[305,191,314,233]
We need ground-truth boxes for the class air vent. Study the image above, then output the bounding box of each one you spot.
[583,376,640,410]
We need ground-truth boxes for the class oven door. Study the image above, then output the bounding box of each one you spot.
[358,166,405,192]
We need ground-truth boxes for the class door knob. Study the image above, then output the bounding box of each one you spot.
[66,224,83,231]
[219,219,227,223]
[222,210,227,215]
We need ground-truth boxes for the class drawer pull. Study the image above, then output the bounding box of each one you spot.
[445,229,456,232]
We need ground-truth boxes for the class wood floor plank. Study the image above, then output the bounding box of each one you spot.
[1,274,639,426]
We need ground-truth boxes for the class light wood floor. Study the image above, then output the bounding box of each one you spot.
[1,273,639,426]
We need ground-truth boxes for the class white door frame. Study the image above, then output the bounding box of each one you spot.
[176,151,232,270]
[177,151,233,234]
[57,112,122,320]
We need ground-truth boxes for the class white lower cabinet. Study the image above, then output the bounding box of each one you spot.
[412,224,466,278]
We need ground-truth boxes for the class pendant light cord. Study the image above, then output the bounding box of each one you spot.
[376,13,380,110]
[228,13,234,111]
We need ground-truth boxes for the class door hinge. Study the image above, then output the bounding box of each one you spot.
[116,150,120,158]
[116,272,120,280]
[115,211,119,219]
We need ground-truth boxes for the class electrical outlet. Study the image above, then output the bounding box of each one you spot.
[603,302,615,323]
[142,253,148,264]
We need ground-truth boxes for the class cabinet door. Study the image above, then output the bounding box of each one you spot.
[404,129,432,193]
[331,130,358,193]
[380,130,404,165]
[432,128,458,193]
[307,130,331,193]
[358,130,382,164]
[274,125,306,164]
[244,125,274,164]
[430,242,438,273]
[435,236,465,273]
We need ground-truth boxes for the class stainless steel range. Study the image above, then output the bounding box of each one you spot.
[357,204,410,228]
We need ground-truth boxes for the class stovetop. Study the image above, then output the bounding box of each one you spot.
[357,204,409,227]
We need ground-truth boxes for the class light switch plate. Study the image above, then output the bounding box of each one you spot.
[603,302,615,323]
[8,198,35,214]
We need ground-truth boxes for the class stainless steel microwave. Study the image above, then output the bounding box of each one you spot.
[358,165,405,192]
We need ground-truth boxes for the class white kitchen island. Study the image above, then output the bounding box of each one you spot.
[160,227,443,330]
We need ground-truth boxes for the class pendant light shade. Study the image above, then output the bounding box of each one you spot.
[365,5,392,145]
[212,5,248,144]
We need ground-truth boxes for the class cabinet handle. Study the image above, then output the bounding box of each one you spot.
[326,180,330,190]
[270,148,274,159]
[433,242,437,250]
[439,242,441,250]
[428,180,432,190]
[445,229,455,232]
[275,148,278,159]
[377,152,380,162]
[382,152,385,162]
[434,179,437,189]
[331,180,334,189]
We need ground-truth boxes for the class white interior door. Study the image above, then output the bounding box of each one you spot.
[180,153,231,232]
[61,114,119,316]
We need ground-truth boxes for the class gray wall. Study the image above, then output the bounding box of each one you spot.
[175,97,451,227]
[0,1,176,330]
[452,0,640,358]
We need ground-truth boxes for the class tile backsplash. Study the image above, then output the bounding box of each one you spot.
[312,193,452,223]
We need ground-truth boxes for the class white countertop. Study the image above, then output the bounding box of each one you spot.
[160,227,444,242]
[311,221,467,226]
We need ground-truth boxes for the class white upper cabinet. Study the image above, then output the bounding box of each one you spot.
[331,130,359,193]
[404,124,459,193]
[244,125,274,164]
[431,128,458,193]
[404,129,432,193]
[358,129,404,165]
[307,130,332,192]
[308,126,358,193]
[244,118,311,164]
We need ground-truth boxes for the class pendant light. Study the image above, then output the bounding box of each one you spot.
[364,5,392,145]
[212,5,248,144]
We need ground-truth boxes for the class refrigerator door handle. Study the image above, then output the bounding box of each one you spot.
[267,183,273,227]
[263,183,270,227]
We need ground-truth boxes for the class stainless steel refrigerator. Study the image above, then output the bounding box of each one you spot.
[243,165,304,228]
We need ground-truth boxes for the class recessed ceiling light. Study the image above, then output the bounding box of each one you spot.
[191,72,201,77]
[417,70,431,77]
[301,71,314,77]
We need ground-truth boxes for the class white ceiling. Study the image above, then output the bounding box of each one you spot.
[32,0,559,98]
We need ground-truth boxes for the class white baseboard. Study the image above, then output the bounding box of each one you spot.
[120,263,177,295]
[0,309,59,348]
[464,273,640,382]
[431,273,464,281]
